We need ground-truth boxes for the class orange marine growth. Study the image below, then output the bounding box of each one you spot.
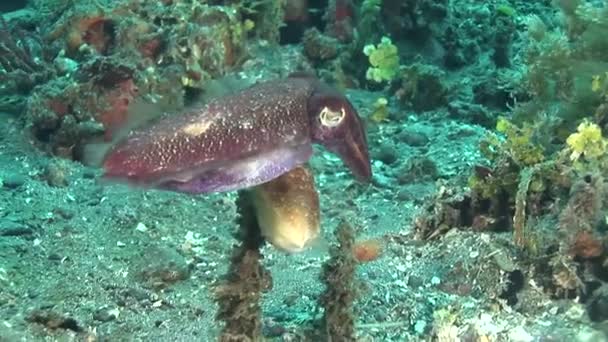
[352,238,383,262]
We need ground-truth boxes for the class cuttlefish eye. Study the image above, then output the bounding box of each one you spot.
[319,106,346,128]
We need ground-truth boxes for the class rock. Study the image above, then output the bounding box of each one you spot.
[588,286,608,322]
[396,189,413,201]
[0,220,33,236]
[373,144,399,165]
[0,95,26,115]
[398,130,429,147]
[52,207,74,220]
[26,309,82,332]
[397,157,439,184]
[262,318,287,338]
[3,173,26,189]
[93,307,118,322]
[44,162,69,187]
[134,245,191,288]
[408,275,424,288]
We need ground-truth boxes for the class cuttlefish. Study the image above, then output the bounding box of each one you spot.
[101,74,371,252]
[102,73,371,194]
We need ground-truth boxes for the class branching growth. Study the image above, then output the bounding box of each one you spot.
[0,16,49,92]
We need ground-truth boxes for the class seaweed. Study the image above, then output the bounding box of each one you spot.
[315,221,359,341]
[0,16,50,93]
[213,191,272,342]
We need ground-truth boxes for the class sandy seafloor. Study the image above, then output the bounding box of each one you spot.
[0,85,605,341]
[2,0,608,340]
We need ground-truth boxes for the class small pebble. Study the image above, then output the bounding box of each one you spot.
[396,189,412,201]
[44,162,69,187]
[398,130,429,146]
[408,275,424,288]
[0,220,33,237]
[262,319,286,337]
[373,144,398,165]
[397,157,438,184]
[135,222,148,232]
[53,207,74,220]
[82,168,97,179]
[414,319,427,335]
[3,174,26,189]
[93,308,118,322]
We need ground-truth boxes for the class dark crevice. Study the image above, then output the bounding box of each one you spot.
[499,270,524,306]
[184,86,203,106]
[0,0,27,13]
[279,0,328,45]
[587,283,608,322]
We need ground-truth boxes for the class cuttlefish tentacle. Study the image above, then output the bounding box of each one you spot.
[249,165,320,252]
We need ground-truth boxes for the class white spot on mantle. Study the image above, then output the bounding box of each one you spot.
[182,121,212,136]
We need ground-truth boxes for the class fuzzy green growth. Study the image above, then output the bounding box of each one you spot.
[495,117,545,166]
[369,97,389,123]
[468,118,564,252]
[469,118,546,200]
[566,120,608,174]
[591,72,608,95]
[364,37,400,83]
[496,4,516,17]
[362,0,382,11]
[566,120,605,159]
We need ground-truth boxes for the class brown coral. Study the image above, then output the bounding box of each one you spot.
[571,230,604,259]
[98,78,138,140]
[81,16,115,54]
[0,16,49,93]
[62,15,116,54]
[284,0,309,23]
[324,0,354,42]
[214,191,272,341]
[316,222,358,340]
[559,173,605,258]
[302,28,339,61]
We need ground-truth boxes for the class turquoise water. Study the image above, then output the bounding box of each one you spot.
[1,0,607,341]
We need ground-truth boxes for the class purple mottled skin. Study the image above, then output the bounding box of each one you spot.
[102,74,371,193]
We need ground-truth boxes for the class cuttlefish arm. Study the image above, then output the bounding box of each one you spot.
[102,75,371,194]
[250,165,320,253]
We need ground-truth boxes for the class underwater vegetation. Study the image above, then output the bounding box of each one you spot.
[415,0,608,331]
[2,0,608,341]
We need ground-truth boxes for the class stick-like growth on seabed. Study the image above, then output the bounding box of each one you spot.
[214,191,272,342]
[318,221,358,340]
